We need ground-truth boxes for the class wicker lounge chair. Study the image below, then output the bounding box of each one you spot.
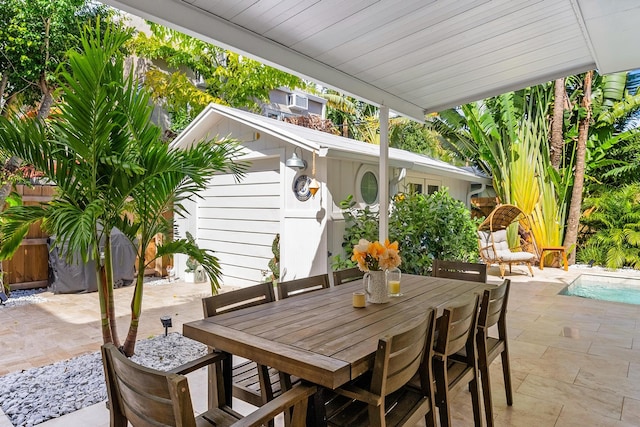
[477,204,537,278]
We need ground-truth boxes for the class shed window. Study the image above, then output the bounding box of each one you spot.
[361,172,378,204]
[356,164,379,205]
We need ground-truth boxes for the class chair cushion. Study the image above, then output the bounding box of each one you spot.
[478,229,508,260]
[478,229,534,262]
[495,250,534,262]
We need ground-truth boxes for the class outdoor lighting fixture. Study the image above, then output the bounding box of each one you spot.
[160,315,172,336]
[309,177,320,197]
[286,147,307,170]
[309,150,320,197]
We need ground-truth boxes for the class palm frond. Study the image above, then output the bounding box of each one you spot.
[156,239,222,290]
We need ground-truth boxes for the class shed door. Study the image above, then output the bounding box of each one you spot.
[197,158,280,287]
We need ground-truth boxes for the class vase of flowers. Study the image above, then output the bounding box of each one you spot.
[352,239,401,304]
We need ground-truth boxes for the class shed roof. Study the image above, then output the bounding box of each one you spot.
[171,103,490,183]
[102,0,640,122]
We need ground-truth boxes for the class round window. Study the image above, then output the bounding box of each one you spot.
[360,171,378,204]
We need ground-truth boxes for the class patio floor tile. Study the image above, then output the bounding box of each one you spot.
[4,266,640,426]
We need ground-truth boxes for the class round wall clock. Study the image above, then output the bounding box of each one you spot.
[293,174,312,201]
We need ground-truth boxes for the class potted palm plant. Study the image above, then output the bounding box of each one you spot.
[184,256,201,282]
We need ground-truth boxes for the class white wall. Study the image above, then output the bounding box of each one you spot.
[175,121,333,287]
[280,151,328,281]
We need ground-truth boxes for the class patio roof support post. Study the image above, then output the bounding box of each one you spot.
[379,105,389,242]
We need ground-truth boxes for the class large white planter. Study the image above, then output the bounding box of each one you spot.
[184,269,206,283]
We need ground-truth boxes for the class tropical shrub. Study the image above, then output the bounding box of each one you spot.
[333,189,480,275]
[578,183,640,269]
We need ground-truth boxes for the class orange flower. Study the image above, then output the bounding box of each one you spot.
[352,238,401,272]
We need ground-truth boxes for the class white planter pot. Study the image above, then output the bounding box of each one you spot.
[184,270,206,283]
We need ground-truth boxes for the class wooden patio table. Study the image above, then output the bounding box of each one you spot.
[183,274,491,423]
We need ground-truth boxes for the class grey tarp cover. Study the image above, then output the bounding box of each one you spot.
[48,228,136,294]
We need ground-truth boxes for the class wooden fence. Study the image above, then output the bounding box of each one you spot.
[471,196,498,220]
[4,185,54,290]
[4,184,171,291]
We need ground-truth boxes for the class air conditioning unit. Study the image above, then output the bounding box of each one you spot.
[195,73,206,89]
[287,94,308,111]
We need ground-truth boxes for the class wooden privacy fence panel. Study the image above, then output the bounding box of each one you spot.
[471,197,498,219]
[4,185,173,290]
[4,185,55,290]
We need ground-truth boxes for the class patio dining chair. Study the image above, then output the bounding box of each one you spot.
[475,279,512,427]
[433,294,483,427]
[101,342,316,427]
[325,308,437,427]
[332,267,365,286]
[431,259,487,283]
[277,274,330,299]
[202,283,291,410]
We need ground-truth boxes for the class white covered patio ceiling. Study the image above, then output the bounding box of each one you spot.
[103,0,640,121]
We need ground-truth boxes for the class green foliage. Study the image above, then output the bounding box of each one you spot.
[324,93,377,141]
[391,191,480,274]
[333,190,479,275]
[0,0,109,113]
[388,117,459,163]
[266,233,280,283]
[387,192,433,275]
[130,24,303,133]
[332,195,379,269]
[579,184,640,269]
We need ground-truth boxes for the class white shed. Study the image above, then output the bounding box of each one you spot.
[171,103,490,287]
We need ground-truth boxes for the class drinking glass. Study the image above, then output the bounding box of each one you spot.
[387,267,402,297]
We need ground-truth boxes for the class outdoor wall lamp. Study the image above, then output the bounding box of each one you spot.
[286,147,307,170]
[160,315,172,336]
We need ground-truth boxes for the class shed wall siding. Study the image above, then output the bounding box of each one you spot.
[196,156,280,287]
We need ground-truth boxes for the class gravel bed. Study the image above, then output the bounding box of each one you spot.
[0,289,49,308]
[0,333,207,427]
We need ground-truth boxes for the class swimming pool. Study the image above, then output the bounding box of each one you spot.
[561,274,640,305]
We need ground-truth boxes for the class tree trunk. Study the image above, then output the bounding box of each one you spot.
[0,73,8,115]
[103,234,121,348]
[564,71,593,264]
[37,17,53,119]
[550,78,565,170]
[37,78,54,119]
[96,244,114,345]
[123,252,147,357]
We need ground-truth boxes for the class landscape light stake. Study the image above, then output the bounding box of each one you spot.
[160,315,172,336]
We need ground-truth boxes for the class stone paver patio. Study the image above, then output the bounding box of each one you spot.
[3,265,640,426]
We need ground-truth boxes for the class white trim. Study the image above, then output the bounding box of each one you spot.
[379,106,389,242]
[172,103,491,186]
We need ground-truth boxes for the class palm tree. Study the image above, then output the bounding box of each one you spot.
[119,133,244,356]
[0,20,244,355]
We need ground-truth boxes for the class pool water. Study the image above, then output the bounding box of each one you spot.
[561,274,640,305]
